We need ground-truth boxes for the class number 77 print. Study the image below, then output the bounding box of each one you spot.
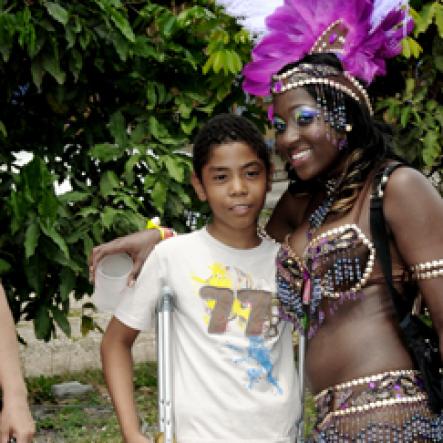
[200,286,272,336]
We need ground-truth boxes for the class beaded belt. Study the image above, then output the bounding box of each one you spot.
[314,369,427,426]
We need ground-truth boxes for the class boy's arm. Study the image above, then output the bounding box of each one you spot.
[101,317,150,443]
[0,283,35,443]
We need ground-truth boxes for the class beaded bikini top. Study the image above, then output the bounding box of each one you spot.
[277,223,376,338]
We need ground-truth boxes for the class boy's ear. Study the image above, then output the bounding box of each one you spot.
[266,163,275,192]
[191,172,207,202]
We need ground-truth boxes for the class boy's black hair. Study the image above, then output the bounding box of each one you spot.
[192,113,271,180]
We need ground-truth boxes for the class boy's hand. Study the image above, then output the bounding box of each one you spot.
[0,396,35,443]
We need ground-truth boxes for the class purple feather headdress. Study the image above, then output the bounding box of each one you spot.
[216,0,413,97]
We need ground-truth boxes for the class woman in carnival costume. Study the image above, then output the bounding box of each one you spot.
[91,0,443,440]
[235,0,443,440]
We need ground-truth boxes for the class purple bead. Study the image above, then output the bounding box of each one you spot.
[329,32,338,44]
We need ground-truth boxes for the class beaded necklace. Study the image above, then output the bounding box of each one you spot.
[307,178,338,239]
[299,178,340,329]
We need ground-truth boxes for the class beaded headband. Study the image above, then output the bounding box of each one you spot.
[272,63,374,116]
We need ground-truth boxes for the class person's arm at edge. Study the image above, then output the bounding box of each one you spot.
[101,317,150,443]
[0,283,35,443]
[384,167,443,361]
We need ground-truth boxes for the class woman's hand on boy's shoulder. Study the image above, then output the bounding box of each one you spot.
[89,229,162,287]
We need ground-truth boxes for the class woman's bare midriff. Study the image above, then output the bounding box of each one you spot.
[305,283,414,394]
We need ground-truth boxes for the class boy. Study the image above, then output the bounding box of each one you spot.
[101,114,300,443]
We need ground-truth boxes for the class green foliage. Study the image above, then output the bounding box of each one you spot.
[374,1,443,172]
[2,0,441,342]
[0,0,255,340]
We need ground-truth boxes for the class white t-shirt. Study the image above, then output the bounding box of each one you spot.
[115,228,300,443]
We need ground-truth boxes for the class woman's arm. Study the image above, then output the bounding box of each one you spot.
[101,317,150,443]
[90,188,301,281]
[384,167,443,361]
[0,284,35,443]
[90,229,161,286]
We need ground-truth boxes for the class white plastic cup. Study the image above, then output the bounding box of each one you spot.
[92,253,133,313]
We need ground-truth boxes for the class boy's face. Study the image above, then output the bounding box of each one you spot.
[192,141,271,238]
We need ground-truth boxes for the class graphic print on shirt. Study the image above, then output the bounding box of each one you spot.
[192,262,282,394]
[226,336,283,394]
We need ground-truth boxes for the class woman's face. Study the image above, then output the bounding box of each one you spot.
[272,87,342,181]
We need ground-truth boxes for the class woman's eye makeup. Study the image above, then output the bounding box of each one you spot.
[272,116,287,134]
[294,107,320,126]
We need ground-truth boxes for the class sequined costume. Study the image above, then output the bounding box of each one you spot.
[312,370,442,442]
[276,180,443,442]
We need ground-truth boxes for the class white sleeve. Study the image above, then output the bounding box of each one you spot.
[114,247,164,331]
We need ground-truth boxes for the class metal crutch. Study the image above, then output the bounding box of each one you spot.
[155,286,175,443]
[296,277,311,442]
[296,330,307,442]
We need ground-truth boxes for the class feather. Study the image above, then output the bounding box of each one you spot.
[371,0,410,30]
[214,0,283,36]
[241,0,414,96]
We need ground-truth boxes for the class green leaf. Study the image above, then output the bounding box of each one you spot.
[34,305,52,341]
[212,50,226,74]
[77,207,99,218]
[110,10,135,42]
[422,131,440,166]
[158,13,177,37]
[413,3,435,35]
[0,259,11,275]
[83,234,94,258]
[25,222,40,259]
[59,268,76,302]
[39,222,70,259]
[38,191,59,221]
[109,111,127,147]
[162,155,185,182]
[58,191,90,203]
[31,58,45,90]
[89,143,122,162]
[101,206,119,229]
[146,82,157,110]
[180,115,197,135]
[111,31,130,61]
[133,36,162,60]
[129,124,145,145]
[42,53,66,84]
[435,3,443,38]
[45,2,69,26]
[99,170,120,197]
[51,306,71,337]
[151,180,167,214]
